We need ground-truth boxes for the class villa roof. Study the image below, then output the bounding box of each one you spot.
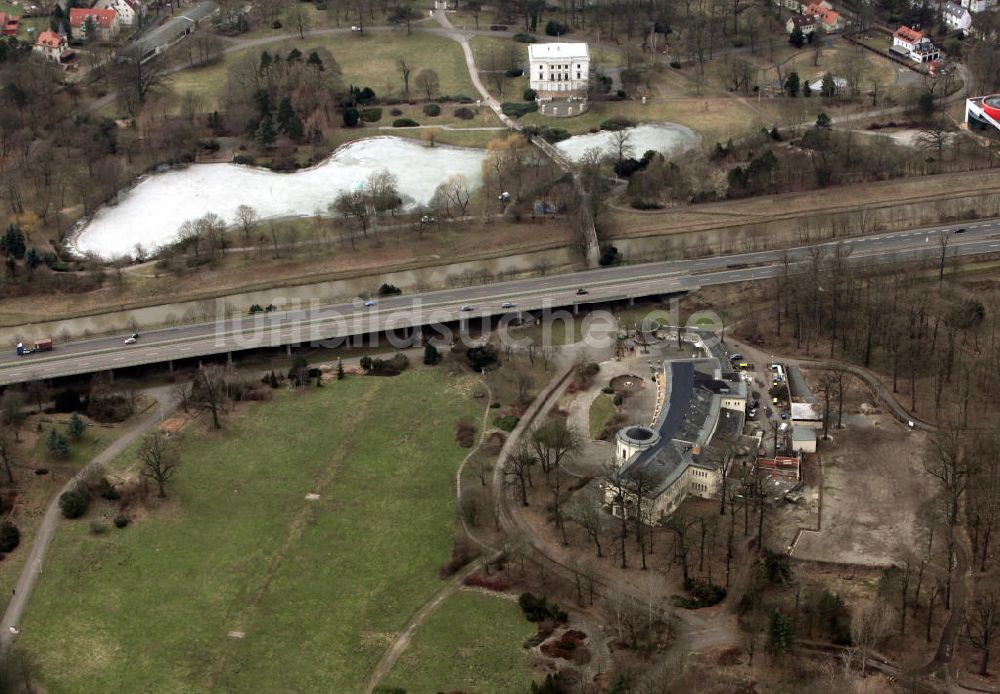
[69,8,117,28]
[895,25,925,44]
[528,42,589,61]
[35,30,64,48]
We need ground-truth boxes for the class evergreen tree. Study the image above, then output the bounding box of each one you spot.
[789,26,804,48]
[336,359,345,380]
[286,114,305,142]
[46,428,70,458]
[256,113,277,148]
[0,225,25,260]
[768,610,795,653]
[307,50,324,69]
[784,71,800,98]
[277,96,295,132]
[269,371,279,389]
[821,71,836,98]
[66,413,85,441]
[24,247,40,270]
[423,343,441,365]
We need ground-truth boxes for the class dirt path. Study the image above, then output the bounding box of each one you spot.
[0,386,177,645]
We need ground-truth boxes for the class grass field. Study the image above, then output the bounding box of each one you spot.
[382,591,534,693]
[18,366,484,693]
[168,32,477,112]
[588,392,615,440]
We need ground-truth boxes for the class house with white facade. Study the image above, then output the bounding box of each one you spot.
[98,0,144,26]
[891,25,939,63]
[962,0,997,13]
[943,2,972,31]
[786,13,817,36]
[528,42,589,99]
[33,30,73,64]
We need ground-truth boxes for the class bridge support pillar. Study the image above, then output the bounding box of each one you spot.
[227,351,233,366]
[286,344,292,356]
[107,369,114,383]
[628,296,635,306]
[412,325,423,346]
[573,304,580,316]
[167,360,173,375]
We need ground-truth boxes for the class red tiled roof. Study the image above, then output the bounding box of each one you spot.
[69,8,117,28]
[805,3,840,24]
[35,30,64,48]
[895,25,924,43]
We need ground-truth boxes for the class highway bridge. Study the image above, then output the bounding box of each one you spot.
[1,219,999,386]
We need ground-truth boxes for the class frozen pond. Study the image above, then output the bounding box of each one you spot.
[73,124,701,258]
[555,123,700,162]
[72,137,487,259]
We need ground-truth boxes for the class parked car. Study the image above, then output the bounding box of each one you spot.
[780,412,788,420]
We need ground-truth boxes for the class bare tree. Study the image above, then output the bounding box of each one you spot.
[137,432,179,498]
[0,428,17,485]
[504,443,535,506]
[851,600,892,673]
[234,204,259,246]
[414,68,440,100]
[609,128,634,165]
[966,579,1000,676]
[331,190,372,241]
[396,57,412,97]
[191,365,231,429]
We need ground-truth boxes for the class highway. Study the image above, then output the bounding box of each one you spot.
[2,219,999,386]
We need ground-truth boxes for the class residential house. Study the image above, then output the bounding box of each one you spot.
[943,2,972,31]
[774,0,806,12]
[962,0,997,12]
[33,30,73,63]
[69,8,120,41]
[804,2,844,32]
[792,426,817,453]
[891,25,939,63]
[786,14,817,36]
[528,42,590,100]
[0,12,20,36]
[98,0,143,26]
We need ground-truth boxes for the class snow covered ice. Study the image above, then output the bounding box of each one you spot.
[555,123,700,162]
[72,137,487,259]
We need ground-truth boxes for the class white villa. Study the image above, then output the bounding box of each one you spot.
[528,42,590,99]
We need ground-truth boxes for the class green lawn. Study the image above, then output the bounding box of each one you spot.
[588,392,615,440]
[382,591,535,693]
[32,420,111,469]
[168,32,478,111]
[19,366,483,693]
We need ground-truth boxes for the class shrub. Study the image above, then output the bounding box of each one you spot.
[423,343,441,366]
[463,573,513,591]
[359,107,383,122]
[673,578,727,608]
[545,19,569,36]
[456,420,477,448]
[101,486,121,501]
[454,107,476,120]
[392,118,419,127]
[113,515,129,529]
[342,107,360,127]
[501,102,538,118]
[513,32,536,43]
[437,539,479,578]
[422,103,441,117]
[601,386,614,394]
[489,402,501,409]
[232,153,256,165]
[361,353,410,376]
[600,116,635,131]
[0,522,20,553]
[504,68,523,78]
[59,489,89,519]
[466,344,499,371]
[631,199,664,210]
[518,592,568,623]
[389,107,403,116]
[522,88,537,101]
[452,94,474,103]
[670,60,682,69]
[494,415,519,432]
[377,283,402,296]
[598,245,620,267]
